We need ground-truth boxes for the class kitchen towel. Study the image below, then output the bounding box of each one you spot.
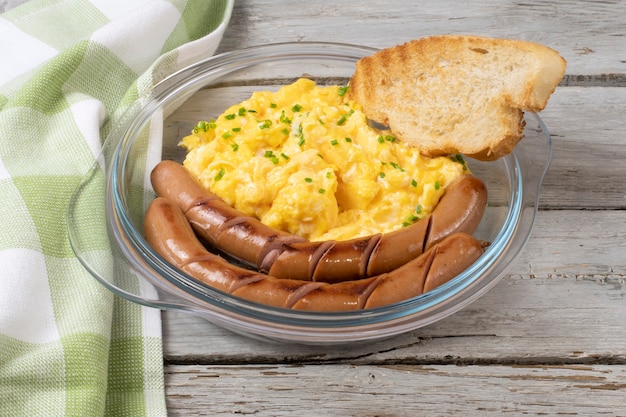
[0,0,232,415]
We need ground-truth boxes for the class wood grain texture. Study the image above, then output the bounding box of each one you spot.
[165,364,626,417]
[217,0,626,82]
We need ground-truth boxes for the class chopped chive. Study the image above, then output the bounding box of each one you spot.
[330,139,339,146]
[215,168,225,181]
[379,172,386,178]
[385,135,396,142]
[280,153,290,160]
[292,104,302,112]
[280,111,292,124]
[345,137,352,143]
[411,179,418,187]
[389,161,404,171]
[318,118,325,125]
[281,128,290,135]
[270,103,277,108]
[326,171,332,178]
[225,113,236,120]
[263,150,280,164]
[221,131,232,139]
[304,177,313,183]
[247,109,257,113]
[377,135,384,144]
[193,120,209,134]
[296,124,304,146]
[238,107,246,116]
[318,188,326,194]
[415,204,422,214]
[453,153,468,171]
[232,127,241,132]
[338,85,349,96]
[231,143,239,151]
[258,119,272,129]
[434,181,441,190]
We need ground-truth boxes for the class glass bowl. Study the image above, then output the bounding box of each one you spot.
[67,42,552,344]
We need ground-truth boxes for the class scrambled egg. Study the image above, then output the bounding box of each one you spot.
[180,78,468,242]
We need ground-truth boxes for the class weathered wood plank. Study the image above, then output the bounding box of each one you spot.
[218,0,626,81]
[162,209,626,364]
[539,87,626,209]
[164,363,626,416]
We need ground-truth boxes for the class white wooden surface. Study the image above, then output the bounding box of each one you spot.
[4,1,624,415]
[163,1,626,415]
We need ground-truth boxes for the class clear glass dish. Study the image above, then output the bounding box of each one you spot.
[67,42,552,344]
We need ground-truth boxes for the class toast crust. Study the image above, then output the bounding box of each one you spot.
[348,35,566,160]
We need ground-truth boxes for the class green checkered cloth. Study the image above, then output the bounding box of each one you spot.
[0,0,232,415]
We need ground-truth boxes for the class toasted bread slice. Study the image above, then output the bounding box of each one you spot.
[348,35,566,160]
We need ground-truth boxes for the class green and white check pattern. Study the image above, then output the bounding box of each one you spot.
[0,1,232,415]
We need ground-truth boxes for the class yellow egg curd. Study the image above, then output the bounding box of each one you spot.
[180,78,468,242]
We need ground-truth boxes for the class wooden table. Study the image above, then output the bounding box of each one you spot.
[163,1,626,415]
[4,0,624,415]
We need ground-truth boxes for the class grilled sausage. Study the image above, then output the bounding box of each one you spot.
[150,160,487,283]
[143,197,485,311]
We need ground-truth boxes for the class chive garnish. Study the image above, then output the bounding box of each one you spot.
[258,120,272,129]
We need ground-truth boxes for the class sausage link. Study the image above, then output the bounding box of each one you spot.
[425,174,488,247]
[150,160,487,283]
[143,197,485,311]
[151,160,307,268]
[267,235,382,283]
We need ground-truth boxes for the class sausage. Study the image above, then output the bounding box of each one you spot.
[150,160,487,283]
[143,197,486,311]
[151,160,307,270]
